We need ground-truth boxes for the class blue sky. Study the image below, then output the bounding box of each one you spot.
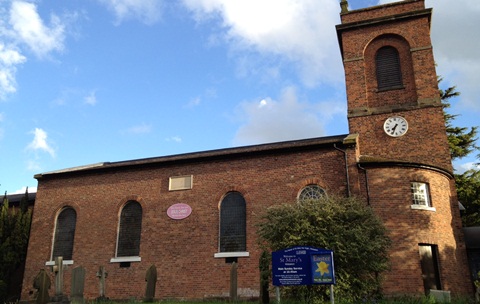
[1,0,479,194]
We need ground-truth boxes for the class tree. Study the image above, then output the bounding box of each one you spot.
[440,80,479,160]
[257,195,391,303]
[440,80,480,226]
[0,190,32,302]
[456,170,480,227]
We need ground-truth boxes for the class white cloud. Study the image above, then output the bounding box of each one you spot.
[0,112,3,140]
[26,128,56,157]
[233,86,341,146]
[165,136,182,143]
[184,97,201,109]
[98,0,163,25]
[181,0,343,87]
[0,43,26,100]
[426,0,480,111]
[84,91,97,106]
[0,0,67,99]
[123,123,152,135]
[9,1,65,58]
[12,186,37,195]
[26,159,41,172]
[454,161,480,174]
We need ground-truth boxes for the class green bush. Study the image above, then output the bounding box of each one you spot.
[257,195,391,303]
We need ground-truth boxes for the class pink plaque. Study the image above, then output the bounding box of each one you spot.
[167,203,192,220]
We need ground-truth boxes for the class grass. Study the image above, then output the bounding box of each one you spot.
[86,295,476,304]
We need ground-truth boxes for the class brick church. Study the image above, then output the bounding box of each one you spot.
[21,0,473,301]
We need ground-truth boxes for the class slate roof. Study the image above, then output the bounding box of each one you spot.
[35,134,351,179]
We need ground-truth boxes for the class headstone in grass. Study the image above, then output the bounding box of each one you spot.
[95,266,108,301]
[51,256,69,303]
[33,269,51,304]
[144,265,157,302]
[71,266,86,304]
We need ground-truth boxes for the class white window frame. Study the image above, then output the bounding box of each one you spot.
[110,201,142,264]
[214,192,249,259]
[410,182,436,211]
[48,207,76,266]
[298,184,325,202]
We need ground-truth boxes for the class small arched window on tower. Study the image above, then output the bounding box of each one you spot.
[298,184,325,202]
[52,207,77,261]
[376,46,403,90]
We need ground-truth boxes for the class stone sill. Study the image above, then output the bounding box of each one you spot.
[214,252,250,258]
[110,256,141,263]
[410,205,436,212]
[45,260,74,266]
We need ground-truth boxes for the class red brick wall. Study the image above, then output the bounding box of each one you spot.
[338,0,451,170]
[21,0,473,301]
[338,0,471,296]
[348,107,452,170]
[21,147,349,301]
[363,166,471,294]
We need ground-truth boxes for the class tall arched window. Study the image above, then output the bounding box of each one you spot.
[219,192,246,253]
[376,46,403,90]
[52,207,77,261]
[116,201,143,257]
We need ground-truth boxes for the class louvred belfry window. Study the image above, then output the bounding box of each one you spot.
[116,201,143,257]
[219,192,246,252]
[376,46,403,90]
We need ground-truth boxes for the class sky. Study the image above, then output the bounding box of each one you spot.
[0,0,479,194]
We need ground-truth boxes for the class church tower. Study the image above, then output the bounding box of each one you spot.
[337,0,472,296]
[337,0,450,170]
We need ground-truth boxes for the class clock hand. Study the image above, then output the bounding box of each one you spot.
[391,124,398,134]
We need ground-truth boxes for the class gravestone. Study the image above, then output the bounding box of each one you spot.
[144,265,157,302]
[71,266,86,304]
[229,262,238,302]
[96,266,108,301]
[51,256,69,303]
[33,269,51,304]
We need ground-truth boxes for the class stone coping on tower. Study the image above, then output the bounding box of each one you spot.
[340,0,428,23]
[358,154,454,179]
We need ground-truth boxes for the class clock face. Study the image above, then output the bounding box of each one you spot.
[383,116,408,137]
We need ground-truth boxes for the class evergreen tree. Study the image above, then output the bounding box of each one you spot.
[456,170,480,227]
[0,192,32,302]
[440,79,479,160]
[440,79,480,226]
[19,187,29,214]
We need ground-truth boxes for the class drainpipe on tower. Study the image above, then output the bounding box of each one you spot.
[334,144,351,198]
[357,164,371,206]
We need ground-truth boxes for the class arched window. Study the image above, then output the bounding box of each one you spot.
[219,192,246,253]
[52,207,77,261]
[376,46,403,90]
[116,201,143,257]
[298,184,325,202]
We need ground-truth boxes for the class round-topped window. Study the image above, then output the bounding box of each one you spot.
[298,184,325,202]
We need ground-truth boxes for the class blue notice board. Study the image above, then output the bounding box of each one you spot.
[272,246,335,286]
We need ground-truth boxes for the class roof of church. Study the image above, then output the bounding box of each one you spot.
[35,134,351,179]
